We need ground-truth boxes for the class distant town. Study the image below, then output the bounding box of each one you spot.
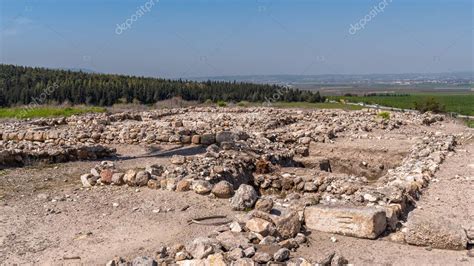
[194,72,473,87]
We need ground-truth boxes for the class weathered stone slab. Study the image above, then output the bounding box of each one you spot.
[304,205,386,239]
[404,216,468,250]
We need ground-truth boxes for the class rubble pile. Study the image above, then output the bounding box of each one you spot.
[79,133,298,193]
[0,108,438,147]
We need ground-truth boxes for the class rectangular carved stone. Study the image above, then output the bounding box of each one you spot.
[304,205,387,239]
[404,215,468,250]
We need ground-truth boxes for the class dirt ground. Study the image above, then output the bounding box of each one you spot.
[0,144,236,265]
[0,120,473,265]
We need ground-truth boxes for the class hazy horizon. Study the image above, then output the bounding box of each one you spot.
[1,0,473,79]
[3,63,473,80]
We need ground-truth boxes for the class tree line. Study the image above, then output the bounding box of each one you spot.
[0,64,325,107]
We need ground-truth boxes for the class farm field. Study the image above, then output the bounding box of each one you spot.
[269,102,363,110]
[329,93,474,116]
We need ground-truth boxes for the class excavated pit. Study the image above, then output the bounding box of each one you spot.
[251,137,417,198]
[299,139,413,181]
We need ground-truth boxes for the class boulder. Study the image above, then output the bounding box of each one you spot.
[165,178,177,191]
[124,169,137,185]
[145,164,164,176]
[193,180,212,195]
[275,211,301,239]
[281,177,294,190]
[147,179,160,189]
[180,135,192,144]
[255,198,273,213]
[80,174,94,187]
[111,173,125,185]
[216,231,249,251]
[211,181,234,198]
[294,233,307,244]
[246,218,271,236]
[243,247,255,258]
[176,180,191,192]
[260,236,277,245]
[185,237,222,260]
[191,135,201,144]
[273,248,290,262]
[230,221,243,232]
[304,205,386,239]
[252,252,272,263]
[100,169,114,184]
[299,137,312,144]
[231,184,258,211]
[207,253,227,265]
[135,171,150,186]
[227,248,244,260]
[278,238,299,249]
[200,134,216,145]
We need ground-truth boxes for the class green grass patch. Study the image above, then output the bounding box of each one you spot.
[330,93,474,116]
[237,101,250,107]
[0,106,107,119]
[216,100,227,107]
[272,102,363,110]
[377,111,390,120]
[466,120,474,128]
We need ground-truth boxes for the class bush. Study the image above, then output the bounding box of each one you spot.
[377,111,390,120]
[414,97,445,113]
[237,101,249,107]
[217,100,227,107]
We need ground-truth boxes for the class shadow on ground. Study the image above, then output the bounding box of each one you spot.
[116,145,206,161]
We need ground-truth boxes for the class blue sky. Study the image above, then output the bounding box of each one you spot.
[0,0,472,78]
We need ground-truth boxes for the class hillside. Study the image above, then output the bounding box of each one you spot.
[0,64,324,107]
